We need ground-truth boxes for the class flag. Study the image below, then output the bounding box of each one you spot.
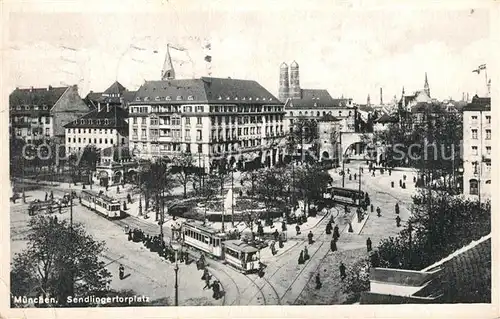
[472,69,480,74]
[478,64,486,70]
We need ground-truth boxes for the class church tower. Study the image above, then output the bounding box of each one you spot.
[424,72,430,97]
[290,60,302,99]
[278,62,289,102]
[161,44,175,80]
[367,94,371,106]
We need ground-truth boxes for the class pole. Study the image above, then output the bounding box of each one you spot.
[221,164,225,233]
[478,110,483,206]
[231,168,234,227]
[408,222,412,267]
[340,132,345,187]
[358,166,361,193]
[174,250,179,306]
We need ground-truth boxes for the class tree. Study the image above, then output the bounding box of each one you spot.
[294,164,332,214]
[135,158,174,217]
[170,153,195,198]
[197,175,219,223]
[341,257,371,303]
[11,216,111,307]
[288,118,319,161]
[252,167,289,222]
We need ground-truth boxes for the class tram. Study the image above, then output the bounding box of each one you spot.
[223,240,260,273]
[324,186,365,207]
[181,221,226,258]
[180,221,262,273]
[80,190,124,219]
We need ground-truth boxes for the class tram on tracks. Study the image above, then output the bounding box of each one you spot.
[80,190,124,219]
[180,221,262,273]
[324,186,366,207]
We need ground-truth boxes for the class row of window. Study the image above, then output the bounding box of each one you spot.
[471,115,491,124]
[210,115,284,125]
[471,129,492,140]
[132,116,200,126]
[469,179,491,195]
[471,146,491,155]
[10,116,51,124]
[12,105,50,111]
[290,110,352,117]
[67,137,126,145]
[67,128,116,134]
[77,118,112,125]
[129,104,283,114]
[15,128,50,136]
[183,229,221,247]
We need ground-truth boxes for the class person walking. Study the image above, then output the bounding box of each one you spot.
[307,231,314,244]
[273,229,279,241]
[366,237,372,252]
[315,273,322,289]
[303,246,310,261]
[212,280,221,299]
[339,262,346,280]
[330,238,337,252]
[298,250,305,265]
[326,221,332,235]
[45,192,48,201]
[295,224,301,235]
[395,203,400,215]
[376,206,381,217]
[396,215,401,227]
[333,225,340,240]
[203,271,212,290]
[119,264,125,280]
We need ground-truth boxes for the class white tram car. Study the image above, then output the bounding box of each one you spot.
[181,221,261,273]
[80,190,124,219]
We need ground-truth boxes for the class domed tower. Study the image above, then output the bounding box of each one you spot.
[278,62,289,102]
[290,60,302,99]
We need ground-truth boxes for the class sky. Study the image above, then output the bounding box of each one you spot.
[4,0,494,104]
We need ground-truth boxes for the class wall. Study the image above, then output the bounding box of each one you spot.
[51,86,91,139]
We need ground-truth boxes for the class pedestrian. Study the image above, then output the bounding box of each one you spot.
[273,229,279,241]
[202,267,209,281]
[304,246,310,261]
[298,250,305,265]
[315,273,322,289]
[50,191,54,200]
[348,222,354,233]
[395,203,400,215]
[278,235,284,248]
[128,229,133,241]
[295,224,301,235]
[399,179,402,187]
[389,169,392,176]
[119,264,125,280]
[396,215,401,227]
[366,237,372,252]
[330,238,337,252]
[281,221,287,232]
[354,173,357,180]
[58,204,62,214]
[212,280,221,299]
[127,193,132,204]
[349,174,352,181]
[270,241,276,255]
[45,192,48,201]
[203,271,211,290]
[326,222,332,235]
[376,207,381,217]
[403,174,406,181]
[339,262,346,280]
[307,231,314,244]
[123,201,127,210]
[372,171,375,177]
[333,225,340,239]
[117,185,120,193]
[106,185,109,191]
[53,215,58,224]
[347,168,350,174]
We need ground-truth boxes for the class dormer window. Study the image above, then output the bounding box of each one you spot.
[34,105,39,110]
[235,97,238,100]
[188,96,194,101]
[97,119,101,125]
[249,97,252,101]
[144,97,150,101]
[104,119,109,125]
[16,106,21,110]
[242,97,246,100]
[25,106,30,110]
[80,119,84,124]
[218,96,222,100]
[88,119,92,124]
[166,96,171,101]
[136,97,141,101]
[43,105,48,110]
[256,98,259,101]
[176,96,182,101]
[155,96,160,101]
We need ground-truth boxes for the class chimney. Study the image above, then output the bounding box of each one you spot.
[30,86,33,92]
[98,102,102,112]
[380,87,383,105]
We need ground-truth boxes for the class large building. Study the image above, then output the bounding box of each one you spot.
[278,61,356,134]
[83,81,137,111]
[64,104,129,155]
[128,77,286,172]
[9,85,90,144]
[317,114,342,165]
[462,95,491,199]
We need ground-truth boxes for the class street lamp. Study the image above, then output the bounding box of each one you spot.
[170,241,181,307]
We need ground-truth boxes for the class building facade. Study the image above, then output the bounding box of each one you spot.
[128,77,286,172]
[9,85,90,144]
[317,114,341,164]
[64,104,129,155]
[462,95,491,199]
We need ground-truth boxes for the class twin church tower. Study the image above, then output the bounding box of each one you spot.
[279,61,302,102]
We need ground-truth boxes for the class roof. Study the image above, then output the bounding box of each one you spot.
[9,86,68,108]
[318,114,341,122]
[416,234,491,303]
[286,89,351,109]
[84,91,103,107]
[63,105,129,134]
[224,240,259,253]
[131,77,280,105]
[410,102,443,114]
[357,104,374,112]
[462,95,491,112]
[374,113,398,123]
[104,81,127,95]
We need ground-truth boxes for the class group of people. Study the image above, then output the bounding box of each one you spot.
[127,228,190,264]
[200,262,222,300]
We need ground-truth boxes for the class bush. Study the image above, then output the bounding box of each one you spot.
[341,257,371,303]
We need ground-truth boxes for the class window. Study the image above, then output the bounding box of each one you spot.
[472,146,478,155]
[45,128,49,136]
[78,138,81,143]
[469,179,479,195]
[486,129,491,140]
[104,139,108,144]
[104,119,109,125]
[133,129,138,136]
[185,117,190,125]
[45,117,50,124]
[142,129,146,137]
[472,129,478,139]
[486,146,491,155]
[121,138,125,145]
[197,130,202,141]
[197,117,202,125]
[133,117,137,124]
[185,129,191,140]
[198,144,202,153]
[110,139,113,145]
[472,115,478,123]
[99,138,102,144]
[486,115,491,124]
